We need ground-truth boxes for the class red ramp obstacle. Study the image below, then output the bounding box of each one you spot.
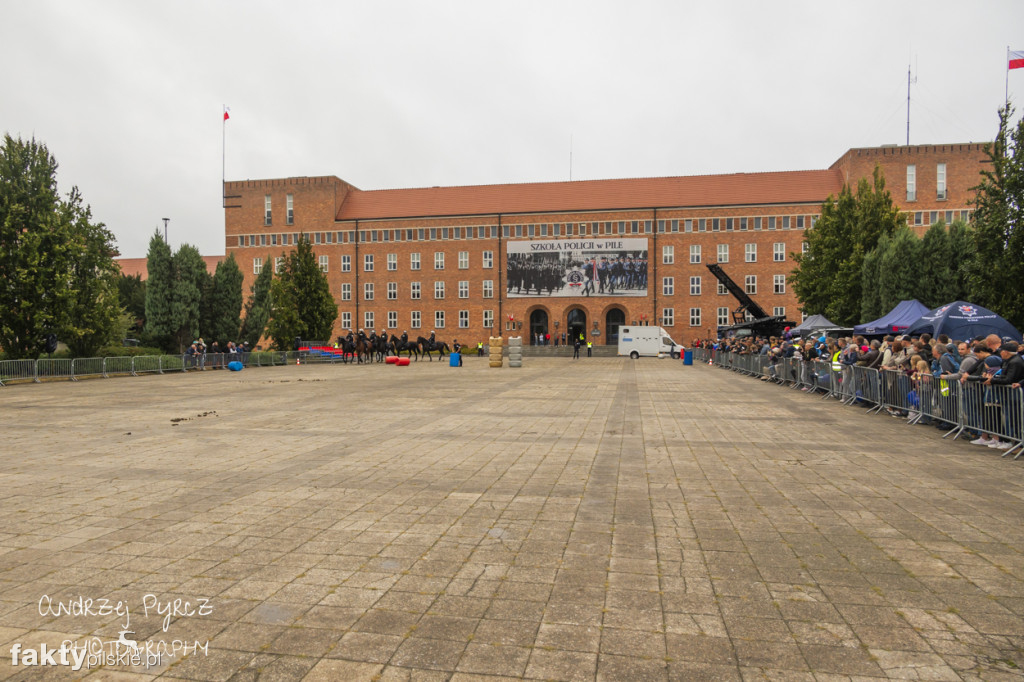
[396,357,411,366]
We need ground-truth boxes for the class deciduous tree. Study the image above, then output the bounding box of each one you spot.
[267,236,337,349]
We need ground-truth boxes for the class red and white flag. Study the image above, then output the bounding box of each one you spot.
[1010,50,1024,70]
[223,106,231,121]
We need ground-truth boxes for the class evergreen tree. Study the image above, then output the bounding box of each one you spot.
[143,231,176,350]
[172,244,207,352]
[267,236,337,349]
[968,105,1024,331]
[117,273,146,338]
[876,226,922,314]
[946,219,975,304]
[239,253,273,347]
[61,189,124,357]
[209,253,243,346]
[919,221,952,308]
[792,165,905,326]
[859,233,886,322]
[0,136,79,358]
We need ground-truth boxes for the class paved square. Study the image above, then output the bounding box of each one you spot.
[1,357,1022,680]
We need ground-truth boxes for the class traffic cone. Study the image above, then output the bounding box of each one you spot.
[296,356,300,366]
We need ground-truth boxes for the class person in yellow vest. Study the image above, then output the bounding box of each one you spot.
[586,340,593,357]
[476,341,484,357]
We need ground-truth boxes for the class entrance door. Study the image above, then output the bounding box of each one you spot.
[606,308,626,346]
[567,309,587,345]
[529,309,548,345]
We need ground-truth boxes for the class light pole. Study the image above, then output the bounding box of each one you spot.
[162,218,170,243]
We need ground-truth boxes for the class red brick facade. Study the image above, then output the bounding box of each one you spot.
[224,143,988,346]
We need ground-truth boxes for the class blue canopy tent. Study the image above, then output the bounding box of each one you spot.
[853,300,930,336]
[790,314,837,337]
[905,301,1022,341]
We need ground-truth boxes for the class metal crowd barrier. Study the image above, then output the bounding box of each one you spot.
[697,350,1024,459]
[0,350,318,387]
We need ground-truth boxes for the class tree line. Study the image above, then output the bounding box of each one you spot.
[792,106,1024,332]
[0,134,337,360]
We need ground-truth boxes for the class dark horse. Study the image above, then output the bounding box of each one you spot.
[417,336,450,362]
[339,334,373,363]
[390,334,421,361]
[369,332,390,363]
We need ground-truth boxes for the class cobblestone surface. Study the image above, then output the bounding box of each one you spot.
[0,357,1022,680]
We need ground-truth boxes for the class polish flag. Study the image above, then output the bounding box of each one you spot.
[223,106,231,121]
[1011,50,1024,70]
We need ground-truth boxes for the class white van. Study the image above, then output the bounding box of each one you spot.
[618,326,684,359]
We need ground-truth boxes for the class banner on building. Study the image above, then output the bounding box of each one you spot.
[506,238,648,298]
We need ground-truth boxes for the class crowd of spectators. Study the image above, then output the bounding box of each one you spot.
[702,331,1024,451]
[184,338,253,370]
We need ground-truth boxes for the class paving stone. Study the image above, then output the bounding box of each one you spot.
[1,358,1023,679]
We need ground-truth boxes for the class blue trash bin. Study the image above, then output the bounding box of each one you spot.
[449,352,461,367]
[683,349,693,365]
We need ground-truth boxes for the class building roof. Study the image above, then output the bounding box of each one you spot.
[116,256,223,280]
[335,168,845,221]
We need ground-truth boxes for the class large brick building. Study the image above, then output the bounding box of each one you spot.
[224,143,987,346]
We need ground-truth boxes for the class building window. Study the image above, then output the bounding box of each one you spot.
[662,245,674,264]
[459,310,469,328]
[907,164,916,201]
[717,244,729,263]
[689,308,701,327]
[684,219,693,232]
[717,307,729,326]
[434,281,445,299]
[319,255,329,273]
[364,283,374,301]
[717,281,727,295]
[411,282,421,300]
[689,276,701,296]
[458,281,469,299]
[411,311,421,329]
[341,255,351,272]
[264,195,272,225]
[745,275,757,294]
[801,241,809,254]
[411,252,421,270]
[937,163,947,200]
[253,257,262,275]
[483,250,494,268]
[690,245,701,264]
[663,276,674,296]
[387,282,397,300]
[286,194,293,225]
[364,254,373,272]
[483,280,493,298]
[782,216,790,230]
[745,243,757,262]
[434,252,444,270]
[275,256,284,274]
[388,311,398,329]
[364,311,374,329]
[663,308,674,326]
[483,310,494,328]
[774,274,786,294]
[341,312,351,329]
[774,242,785,262]
[435,311,445,329]
[458,251,469,269]
[338,282,352,302]
[773,306,785,317]
[387,253,397,271]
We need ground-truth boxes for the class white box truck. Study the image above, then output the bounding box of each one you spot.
[618,326,684,359]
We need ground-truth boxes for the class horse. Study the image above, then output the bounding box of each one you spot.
[390,334,420,361]
[347,334,373,363]
[371,332,390,362]
[416,337,450,362]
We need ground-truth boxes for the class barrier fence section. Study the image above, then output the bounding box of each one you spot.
[696,349,1024,459]
[0,350,317,387]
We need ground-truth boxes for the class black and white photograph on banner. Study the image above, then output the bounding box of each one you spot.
[506,238,648,298]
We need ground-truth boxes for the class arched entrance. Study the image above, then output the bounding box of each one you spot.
[567,308,587,345]
[606,308,626,346]
[529,309,548,345]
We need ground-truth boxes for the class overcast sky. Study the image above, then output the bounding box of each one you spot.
[3,1,1022,258]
